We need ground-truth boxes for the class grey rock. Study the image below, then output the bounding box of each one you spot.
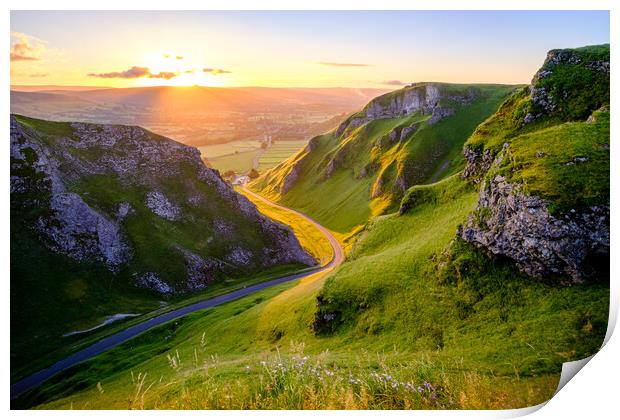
[226,247,254,265]
[145,191,181,221]
[176,247,223,291]
[428,107,455,125]
[462,145,504,183]
[524,113,537,124]
[117,202,133,220]
[187,195,202,206]
[213,219,235,236]
[257,216,316,267]
[281,164,302,195]
[38,192,130,272]
[325,149,346,178]
[399,123,418,141]
[278,136,322,194]
[459,174,609,283]
[136,272,174,295]
[335,84,469,138]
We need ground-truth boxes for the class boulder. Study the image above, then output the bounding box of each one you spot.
[459,174,609,283]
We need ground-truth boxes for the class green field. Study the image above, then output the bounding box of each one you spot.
[198,140,262,158]
[204,140,308,175]
[258,140,308,171]
[207,150,257,173]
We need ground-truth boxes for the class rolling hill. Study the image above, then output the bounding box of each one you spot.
[251,83,517,241]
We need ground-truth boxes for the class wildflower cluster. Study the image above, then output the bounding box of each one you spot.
[249,355,452,409]
[367,372,446,405]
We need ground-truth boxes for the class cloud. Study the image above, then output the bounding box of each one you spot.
[203,68,232,75]
[88,66,178,80]
[382,80,407,86]
[149,71,177,80]
[10,32,46,61]
[318,62,370,67]
[175,56,184,60]
[88,66,151,79]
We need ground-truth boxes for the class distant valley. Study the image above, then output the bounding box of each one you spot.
[10,86,389,147]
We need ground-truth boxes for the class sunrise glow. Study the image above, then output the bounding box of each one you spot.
[10,10,610,88]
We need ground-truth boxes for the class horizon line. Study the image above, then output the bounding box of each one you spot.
[10,81,527,90]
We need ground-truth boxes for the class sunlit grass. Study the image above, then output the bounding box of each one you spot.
[236,186,333,265]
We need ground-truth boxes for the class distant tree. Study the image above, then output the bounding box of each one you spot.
[248,168,260,180]
[222,170,236,179]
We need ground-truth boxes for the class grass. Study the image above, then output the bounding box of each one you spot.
[14,113,78,139]
[235,186,334,265]
[501,110,609,214]
[10,263,307,384]
[207,150,257,173]
[17,176,608,410]
[465,45,610,214]
[258,140,308,171]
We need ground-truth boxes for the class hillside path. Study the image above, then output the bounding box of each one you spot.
[11,189,343,399]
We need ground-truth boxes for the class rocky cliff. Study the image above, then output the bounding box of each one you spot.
[457,44,610,283]
[11,115,315,295]
[334,83,474,137]
[253,83,516,232]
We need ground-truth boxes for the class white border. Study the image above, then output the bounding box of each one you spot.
[3,2,617,419]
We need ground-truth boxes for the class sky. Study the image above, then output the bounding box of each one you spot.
[10,10,610,88]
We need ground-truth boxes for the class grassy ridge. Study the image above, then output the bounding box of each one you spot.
[251,84,516,238]
[465,45,610,214]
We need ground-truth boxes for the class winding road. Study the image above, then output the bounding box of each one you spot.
[10,188,344,400]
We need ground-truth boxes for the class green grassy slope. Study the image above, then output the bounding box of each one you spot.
[251,84,516,238]
[20,175,607,409]
[10,115,311,381]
